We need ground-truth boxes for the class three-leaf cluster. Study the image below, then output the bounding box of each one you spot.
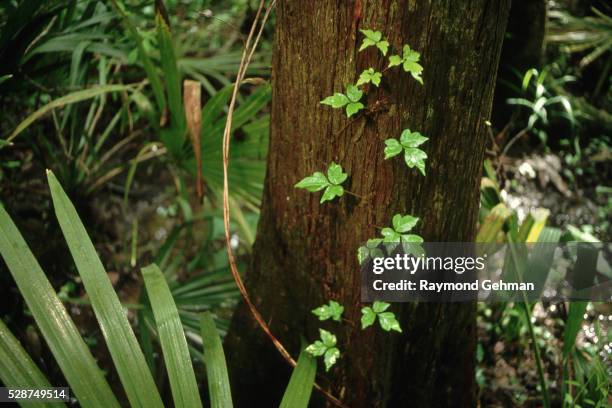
[389,45,424,84]
[384,128,429,175]
[361,301,402,332]
[320,85,364,118]
[295,162,348,203]
[305,329,341,372]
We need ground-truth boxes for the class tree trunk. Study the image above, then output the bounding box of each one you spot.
[225,1,510,407]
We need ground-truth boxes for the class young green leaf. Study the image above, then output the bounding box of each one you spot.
[295,172,329,192]
[327,162,348,185]
[323,348,340,371]
[372,301,390,313]
[321,93,349,108]
[404,148,427,175]
[388,55,402,68]
[346,102,364,117]
[384,139,403,159]
[392,214,419,233]
[361,307,377,329]
[312,300,344,322]
[378,312,402,332]
[345,85,363,102]
[356,68,382,87]
[400,129,428,148]
[305,341,326,356]
[381,227,401,242]
[320,185,344,203]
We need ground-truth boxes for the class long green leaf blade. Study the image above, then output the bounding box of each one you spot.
[47,171,163,408]
[200,312,233,408]
[0,204,118,407]
[6,84,133,144]
[109,0,165,113]
[279,348,317,408]
[156,14,185,135]
[142,264,202,408]
[0,319,65,408]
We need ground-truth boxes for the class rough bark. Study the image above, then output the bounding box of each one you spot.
[225,1,510,407]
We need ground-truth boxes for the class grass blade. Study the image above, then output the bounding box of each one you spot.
[279,348,317,408]
[0,320,65,408]
[200,312,233,408]
[0,204,118,407]
[142,264,202,408]
[5,84,133,145]
[109,0,165,113]
[156,14,186,136]
[47,171,163,408]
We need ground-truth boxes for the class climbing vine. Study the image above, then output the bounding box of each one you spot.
[295,29,429,371]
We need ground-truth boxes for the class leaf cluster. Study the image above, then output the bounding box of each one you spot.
[294,162,348,203]
[384,129,429,175]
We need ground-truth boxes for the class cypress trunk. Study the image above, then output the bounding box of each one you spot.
[225,1,510,406]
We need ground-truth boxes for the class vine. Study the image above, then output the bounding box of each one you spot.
[295,29,429,371]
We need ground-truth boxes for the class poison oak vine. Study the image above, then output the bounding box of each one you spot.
[296,29,429,370]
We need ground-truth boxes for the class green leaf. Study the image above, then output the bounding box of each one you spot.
[346,102,364,117]
[358,30,387,56]
[110,1,165,113]
[361,307,376,329]
[358,38,376,52]
[320,184,344,203]
[357,68,382,87]
[327,162,348,185]
[345,85,363,102]
[0,320,64,408]
[312,300,344,322]
[156,14,185,136]
[323,348,340,371]
[279,348,316,408]
[0,204,119,407]
[321,93,349,108]
[392,214,419,233]
[47,171,163,408]
[384,138,403,159]
[381,227,400,242]
[201,313,234,408]
[5,84,133,145]
[360,29,382,42]
[404,148,427,175]
[142,264,201,408]
[400,129,428,148]
[357,246,369,264]
[378,312,402,332]
[305,341,326,357]
[376,40,389,56]
[388,55,402,68]
[372,301,391,313]
[295,172,329,192]
[319,329,337,348]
